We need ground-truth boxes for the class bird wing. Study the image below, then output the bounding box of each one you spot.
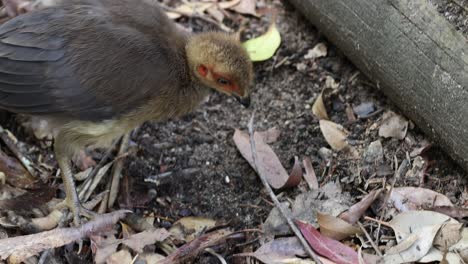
[0,4,187,121]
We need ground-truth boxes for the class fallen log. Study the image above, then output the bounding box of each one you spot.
[288,0,468,171]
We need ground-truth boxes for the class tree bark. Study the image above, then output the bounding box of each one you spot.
[288,0,468,171]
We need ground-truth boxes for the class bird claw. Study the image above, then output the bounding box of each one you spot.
[63,198,97,227]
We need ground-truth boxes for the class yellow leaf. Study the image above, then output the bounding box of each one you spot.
[242,22,281,62]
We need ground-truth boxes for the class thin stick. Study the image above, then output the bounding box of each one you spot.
[0,126,36,177]
[108,133,129,208]
[363,216,393,228]
[357,221,382,257]
[77,139,119,195]
[247,113,322,264]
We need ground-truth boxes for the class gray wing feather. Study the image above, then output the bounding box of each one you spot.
[0,3,184,121]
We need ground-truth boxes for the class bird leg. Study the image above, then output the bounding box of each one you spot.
[56,155,82,226]
[54,131,89,226]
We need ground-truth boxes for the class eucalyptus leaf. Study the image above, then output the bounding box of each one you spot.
[242,22,281,61]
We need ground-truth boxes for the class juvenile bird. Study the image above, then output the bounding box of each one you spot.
[0,0,253,225]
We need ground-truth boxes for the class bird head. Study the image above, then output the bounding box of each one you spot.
[186,32,253,107]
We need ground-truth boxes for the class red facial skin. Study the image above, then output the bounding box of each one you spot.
[197,65,240,94]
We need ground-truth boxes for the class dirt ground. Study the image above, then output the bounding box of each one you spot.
[0,0,467,263]
[431,0,468,35]
[129,0,467,252]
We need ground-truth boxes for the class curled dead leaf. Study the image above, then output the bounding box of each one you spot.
[340,189,382,224]
[319,120,349,151]
[317,212,362,241]
[302,157,318,190]
[169,216,217,242]
[312,90,330,120]
[233,129,301,189]
[218,0,242,9]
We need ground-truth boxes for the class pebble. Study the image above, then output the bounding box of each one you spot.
[364,140,383,163]
[318,147,333,161]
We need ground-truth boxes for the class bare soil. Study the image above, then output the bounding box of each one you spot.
[0,0,467,263]
[128,0,467,248]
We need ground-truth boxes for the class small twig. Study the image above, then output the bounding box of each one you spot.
[0,126,36,177]
[357,108,384,120]
[77,139,120,200]
[204,248,228,264]
[247,113,322,264]
[375,155,398,243]
[357,221,382,257]
[85,139,120,184]
[363,216,393,229]
[144,168,200,185]
[108,133,130,209]
[38,249,50,264]
[0,210,130,262]
[80,161,114,202]
[98,179,112,214]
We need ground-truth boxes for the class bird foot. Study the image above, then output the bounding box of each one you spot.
[59,198,97,227]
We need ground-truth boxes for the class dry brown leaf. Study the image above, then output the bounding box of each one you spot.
[384,224,443,263]
[429,205,468,219]
[92,234,120,264]
[122,228,170,253]
[93,228,169,263]
[385,233,418,255]
[325,76,340,90]
[385,187,453,212]
[206,6,224,22]
[218,0,242,9]
[235,237,316,263]
[340,189,382,224]
[317,212,362,240]
[302,157,318,189]
[0,210,128,263]
[384,210,458,263]
[312,90,330,120]
[135,253,166,263]
[0,186,56,212]
[229,0,258,16]
[166,2,214,20]
[169,216,217,242]
[106,250,132,264]
[378,111,408,140]
[255,127,281,144]
[433,223,463,250]
[160,229,234,264]
[233,129,301,189]
[319,120,349,151]
[0,150,36,188]
[389,211,451,241]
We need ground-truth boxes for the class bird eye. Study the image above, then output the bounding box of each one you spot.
[217,78,231,86]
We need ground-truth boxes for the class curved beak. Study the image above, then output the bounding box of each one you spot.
[235,95,251,108]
